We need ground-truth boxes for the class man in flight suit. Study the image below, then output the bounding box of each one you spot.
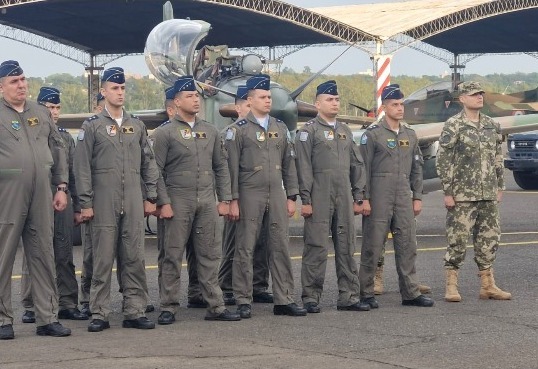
[295,80,370,313]
[218,85,272,306]
[153,76,240,323]
[358,84,434,308]
[0,60,71,339]
[226,74,307,319]
[74,67,159,332]
[21,87,87,324]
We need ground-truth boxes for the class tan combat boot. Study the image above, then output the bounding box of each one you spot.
[419,284,432,294]
[374,266,384,295]
[478,268,512,300]
[445,269,462,302]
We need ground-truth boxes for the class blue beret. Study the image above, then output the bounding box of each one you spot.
[174,75,196,94]
[37,87,60,104]
[381,84,404,101]
[246,74,270,91]
[102,67,125,83]
[316,80,338,96]
[96,92,104,102]
[0,60,23,78]
[236,85,248,100]
[165,86,176,100]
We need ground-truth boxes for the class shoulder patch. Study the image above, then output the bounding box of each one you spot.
[226,127,236,141]
[236,119,247,126]
[367,124,378,130]
[77,129,85,141]
[57,126,67,133]
[299,131,309,142]
[360,134,367,145]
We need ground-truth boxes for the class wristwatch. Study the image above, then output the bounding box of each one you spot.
[146,197,157,204]
[56,185,69,194]
[354,199,364,205]
[287,195,297,201]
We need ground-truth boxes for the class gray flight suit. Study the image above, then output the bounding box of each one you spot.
[74,110,158,321]
[21,126,80,311]
[295,116,364,306]
[436,111,504,270]
[225,111,299,306]
[0,99,68,327]
[358,119,423,300]
[218,124,270,295]
[152,117,230,315]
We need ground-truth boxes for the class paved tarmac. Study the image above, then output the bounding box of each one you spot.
[2,168,538,369]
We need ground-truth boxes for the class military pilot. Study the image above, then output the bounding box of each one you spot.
[226,74,307,318]
[74,67,159,332]
[152,76,240,323]
[437,81,511,302]
[358,84,434,308]
[0,60,71,339]
[218,85,273,306]
[295,80,370,313]
[20,87,87,324]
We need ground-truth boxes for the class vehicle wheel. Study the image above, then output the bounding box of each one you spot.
[513,171,538,190]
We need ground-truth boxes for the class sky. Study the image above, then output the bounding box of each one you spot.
[1,0,536,79]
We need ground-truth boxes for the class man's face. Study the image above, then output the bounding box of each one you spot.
[459,92,484,110]
[315,94,340,118]
[234,99,250,118]
[248,90,272,115]
[382,99,405,121]
[0,74,28,105]
[174,91,200,116]
[45,102,61,123]
[101,82,125,108]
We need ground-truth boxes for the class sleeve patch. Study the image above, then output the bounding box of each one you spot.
[360,134,367,145]
[77,129,85,141]
[226,128,236,141]
[299,131,308,141]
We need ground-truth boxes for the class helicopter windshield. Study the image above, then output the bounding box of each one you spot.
[145,19,211,85]
[405,81,453,102]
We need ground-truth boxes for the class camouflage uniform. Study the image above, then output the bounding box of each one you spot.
[295,116,364,306]
[436,110,504,270]
[358,118,423,300]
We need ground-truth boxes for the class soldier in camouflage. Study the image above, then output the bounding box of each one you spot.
[437,81,511,302]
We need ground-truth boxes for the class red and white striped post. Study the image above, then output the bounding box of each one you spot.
[374,54,392,117]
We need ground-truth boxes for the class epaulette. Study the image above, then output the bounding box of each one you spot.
[88,115,99,121]
[276,118,283,123]
[57,126,67,133]
[130,113,140,119]
[38,101,47,107]
[367,124,379,130]
[159,120,171,127]
[236,119,247,126]
[401,121,413,130]
[305,120,315,126]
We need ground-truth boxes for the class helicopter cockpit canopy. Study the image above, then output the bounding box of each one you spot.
[144,19,211,86]
[405,81,454,102]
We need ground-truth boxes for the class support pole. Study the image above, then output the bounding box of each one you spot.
[85,55,103,112]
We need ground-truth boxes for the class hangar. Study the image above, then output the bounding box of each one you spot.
[1,0,537,111]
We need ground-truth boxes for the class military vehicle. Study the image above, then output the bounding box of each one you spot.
[504,131,538,190]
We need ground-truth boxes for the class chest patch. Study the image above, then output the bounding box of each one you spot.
[180,128,192,139]
[324,131,334,141]
[195,132,207,139]
[27,117,39,126]
[11,121,21,131]
[399,139,409,147]
[256,131,266,142]
[387,138,396,149]
[106,125,117,136]
[338,133,347,140]
[122,126,134,134]
[268,131,279,138]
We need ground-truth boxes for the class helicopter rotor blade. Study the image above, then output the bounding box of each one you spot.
[349,102,371,114]
[289,43,355,101]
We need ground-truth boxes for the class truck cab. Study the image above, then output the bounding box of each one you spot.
[504,131,538,189]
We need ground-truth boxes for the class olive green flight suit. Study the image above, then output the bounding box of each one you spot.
[358,119,423,300]
[225,112,299,306]
[295,116,364,306]
[21,127,80,311]
[74,110,158,321]
[152,117,231,315]
[0,99,68,326]
[218,123,270,295]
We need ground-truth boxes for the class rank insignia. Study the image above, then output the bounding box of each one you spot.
[387,138,396,149]
[268,131,279,138]
[195,132,207,139]
[11,120,21,131]
[106,125,117,136]
[399,139,410,147]
[77,129,85,141]
[338,133,347,140]
[256,131,266,142]
[122,126,134,134]
[27,117,39,126]
[226,128,235,141]
[299,131,308,141]
[324,131,334,140]
[360,134,367,145]
[180,128,192,139]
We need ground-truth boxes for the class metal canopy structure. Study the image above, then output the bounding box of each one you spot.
[1,0,537,62]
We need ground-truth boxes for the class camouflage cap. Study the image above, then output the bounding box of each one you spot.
[458,81,485,96]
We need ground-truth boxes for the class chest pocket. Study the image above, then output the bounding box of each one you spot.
[457,127,479,156]
[481,127,497,148]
